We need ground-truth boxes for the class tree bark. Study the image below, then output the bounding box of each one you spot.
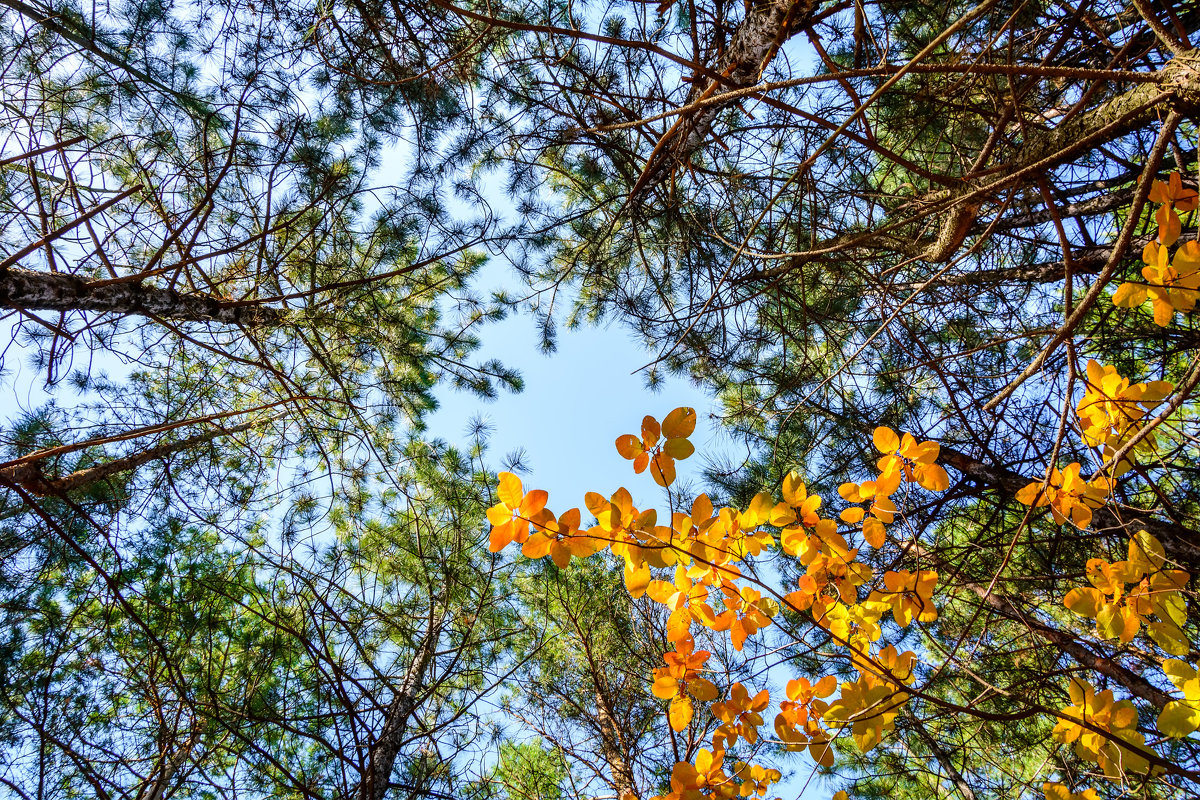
[906,541,1175,710]
[0,267,287,326]
[629,0,820,201]
[961,579,1173,709]
[357,616,442,800]
[921,51,1200,262]
[940,445,1200,575]
[908,719,977,800]
[743,52,1200,280]
[593,685,637,800]
[0,420,260,496]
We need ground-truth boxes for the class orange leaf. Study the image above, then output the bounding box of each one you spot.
[616,434,644,459]
[642,415,661,447]
[662,407,698,439]
[584,491,608,518]
[1158,204,1182,246]
[651,453,677,487]
[489,520,516,552]
[520,489,549,517]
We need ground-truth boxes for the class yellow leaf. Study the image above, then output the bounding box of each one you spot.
[486,503,512,527]
[1015,481,1044,506]
[916,463,950,492]
[873,426,900,453]
[1153,295,1175,326]
[668,695,693,731]
[1042,783,1070,800]
[690,677,719,702]
[771,503,798,527]
[1113,280,1152,311]
[489,521,516,553]
[1157,700,1200,738]
[839,482,865,502]
[810,741,835,767]
[863,517,886,548]
[664,437,695,459]
[497,472,523,507]
[742,492,774,526]
[1163,658,1197,690]
[1148,621,1190,655]
[624,561,652,598]
[781,471,810,508]
[1096,604,1130,640]
[662,407,698,439]
[666,608,692,643]
[1063,587,1103,618]
[870,496,897,523]
[645,580,675,606]
[584,492,608,519]
[520,489,549,517]
[522,533,553,560]
[841,507,865,524]
[1128,530,1166,573]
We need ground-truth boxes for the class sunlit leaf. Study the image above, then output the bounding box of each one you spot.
[662,406,697,439]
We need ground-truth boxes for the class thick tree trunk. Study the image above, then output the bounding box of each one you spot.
[357,617,442,800]
[630,0,819,201]
[593,685,637,800]
[0,267,287,326]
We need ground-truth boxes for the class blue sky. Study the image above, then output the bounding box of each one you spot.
[428,299,727,513]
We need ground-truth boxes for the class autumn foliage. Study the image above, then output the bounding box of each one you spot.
[484,174,1200,800]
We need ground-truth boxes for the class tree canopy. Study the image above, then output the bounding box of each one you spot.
[3,0,1200,799]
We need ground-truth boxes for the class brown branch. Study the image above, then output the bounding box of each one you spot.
[0,267,289,325]
[1,418,265,496]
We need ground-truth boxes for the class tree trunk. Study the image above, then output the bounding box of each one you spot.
[357,616,442,800]
[593,685,637,800]
[905,541,1175,710]
[921,52,1200,262]
[630,0,820,201]
[0,267,287,326]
